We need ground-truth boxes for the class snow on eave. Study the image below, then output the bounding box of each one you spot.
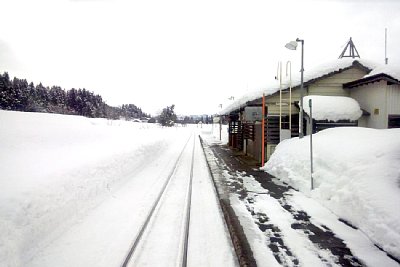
[302,59,372,87]
[219,58,378,115]
[281,58,380,92]
[344,73,400,88]
[303,95,362,121]
[219,84,280,115]
[362,63,400,82]
[344,61,400,88]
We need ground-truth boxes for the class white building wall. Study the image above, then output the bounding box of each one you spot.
[308,67,367,96]
[387,84,400,115]
[358,116,367,127]
[349,80,388,129]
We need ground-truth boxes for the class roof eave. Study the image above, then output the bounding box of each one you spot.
[343,73,400,88]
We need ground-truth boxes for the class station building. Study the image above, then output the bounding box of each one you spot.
[220,58,400,164]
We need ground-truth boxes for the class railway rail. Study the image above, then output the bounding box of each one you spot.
[121,134,196,267]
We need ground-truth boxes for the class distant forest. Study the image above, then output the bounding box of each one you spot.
[0,72,150,120]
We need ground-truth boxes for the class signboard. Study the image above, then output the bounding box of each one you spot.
[280,129,291,142]
[213,116,220,123]
[244,107,262,122]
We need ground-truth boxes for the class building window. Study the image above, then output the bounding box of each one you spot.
[388,115,400,128]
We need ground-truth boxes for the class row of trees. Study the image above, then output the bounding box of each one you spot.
[178,115,213,124]
[157,107,215,126]
[0,72,149,120]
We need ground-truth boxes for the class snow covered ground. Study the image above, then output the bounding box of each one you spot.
[0,111,236,267]
[2,110,398,266]
[201,125,399,266]
[224,173,399,267]
[264,127,400,261]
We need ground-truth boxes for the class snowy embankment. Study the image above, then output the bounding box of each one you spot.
[0,111,186,266]
[263,127,400,259]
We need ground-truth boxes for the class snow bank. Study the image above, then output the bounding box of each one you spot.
[303,95,362,121]
[263,127,400,259]
[0,111,184,266]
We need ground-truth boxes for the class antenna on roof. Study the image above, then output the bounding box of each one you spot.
[385,28,388,65]
[338,37,360,59]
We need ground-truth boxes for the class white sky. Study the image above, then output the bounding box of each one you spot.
[1,0,399,115]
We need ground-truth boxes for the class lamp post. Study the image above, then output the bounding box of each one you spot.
[285,38,304,138]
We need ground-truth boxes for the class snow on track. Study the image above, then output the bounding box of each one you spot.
[125,134,195,266]
[125,134,238,267]
[0,111,237,267]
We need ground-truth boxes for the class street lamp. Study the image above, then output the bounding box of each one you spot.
[285,38,304,138]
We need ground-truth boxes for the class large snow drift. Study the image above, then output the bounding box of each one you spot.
[0,111,188,266]
[263,127,400,259]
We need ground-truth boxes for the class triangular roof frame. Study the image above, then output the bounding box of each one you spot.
[339,37,361,59]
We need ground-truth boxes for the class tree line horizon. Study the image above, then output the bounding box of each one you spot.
[0,71,150,120]
[0,72,214,124]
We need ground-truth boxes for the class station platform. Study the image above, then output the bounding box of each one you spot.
[200,136,365,267]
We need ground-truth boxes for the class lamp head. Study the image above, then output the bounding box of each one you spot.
[285,40,298,50]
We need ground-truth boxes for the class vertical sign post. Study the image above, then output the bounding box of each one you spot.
[219,117,222,141]
[261,94,265,167]
[212,116,214,133]
[309,99,314,190]
[219,104,222,141]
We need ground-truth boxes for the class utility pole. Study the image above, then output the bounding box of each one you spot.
[385,28,389,65]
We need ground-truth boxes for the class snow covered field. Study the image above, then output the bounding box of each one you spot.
[0,111,236,267]
[264,127,400,260]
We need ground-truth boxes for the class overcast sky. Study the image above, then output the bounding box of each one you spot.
[1,0,399,115]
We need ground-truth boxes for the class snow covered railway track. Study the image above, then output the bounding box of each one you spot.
[122,134,196,267]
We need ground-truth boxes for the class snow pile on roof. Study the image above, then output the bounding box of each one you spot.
[220,58,382,115]
[219,82,281,115]
[365,62,400,81]
[263,127,400,259]
[300,58,375,86]
[303,95,362,121]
